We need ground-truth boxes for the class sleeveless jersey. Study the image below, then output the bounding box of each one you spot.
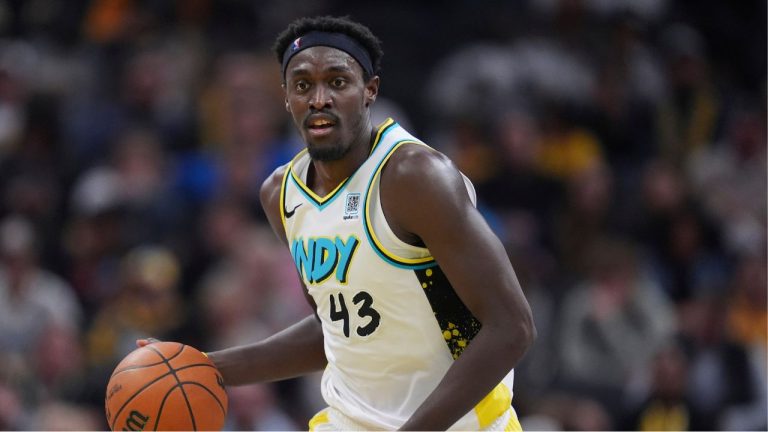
[280,118,515,430]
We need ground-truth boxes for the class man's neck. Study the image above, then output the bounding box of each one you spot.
[308,125,376,195]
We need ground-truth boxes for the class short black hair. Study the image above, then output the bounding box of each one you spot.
[272,16,383,81]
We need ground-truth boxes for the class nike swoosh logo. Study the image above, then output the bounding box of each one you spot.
[285,203,303,218]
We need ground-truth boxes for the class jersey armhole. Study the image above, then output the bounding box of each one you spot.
[363,141,437,269]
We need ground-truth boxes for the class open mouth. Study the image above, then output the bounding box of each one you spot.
[308,118,335,129]
[306,117,337,137]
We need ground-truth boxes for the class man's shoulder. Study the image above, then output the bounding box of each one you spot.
[260,162,291,203]
[379,141,475,212]
[265,162,292,185]
[383,143,457,184]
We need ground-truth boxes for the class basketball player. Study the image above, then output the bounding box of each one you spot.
[142,16,535,430]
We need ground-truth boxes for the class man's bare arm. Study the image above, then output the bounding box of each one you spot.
[206,315,325,385]
[382,145,535,430]
[201,166,327,385]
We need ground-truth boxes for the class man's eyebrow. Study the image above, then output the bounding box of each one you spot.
[287,67,311,79]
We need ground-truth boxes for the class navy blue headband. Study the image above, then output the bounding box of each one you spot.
[281,31,374,79]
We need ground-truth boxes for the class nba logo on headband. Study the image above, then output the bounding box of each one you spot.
[281,32,373,79]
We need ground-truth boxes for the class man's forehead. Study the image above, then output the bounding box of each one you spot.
[285,46,362,76]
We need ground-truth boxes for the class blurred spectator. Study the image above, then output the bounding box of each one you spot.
[29,400,101,431]
[656,23,721,165]
[33,324,87,401]
[725,255,767,349]
[197,225,309,349]
[64,127,190,313]
[64,28,203,169]
[0,89,68,272]
[197,226,315,424]
[553,162,617,277]
[0,382,26,430]
[85,246,190,387]
[535,103,604,182]
[679,295,767,430]
[109,127,188,247]
[424,43,518,127]
[521,392,613,431]
[589,14,663,180]
[477,109,563,251]
[722,255,768,431]
[64,167,125,315]
[621,341,713,431]
[198,53,284,155]
[181,52,297,212]
[0,215,82,352]
[557,237,675,415]
[83,0,147,45]
[0,38,39,158]
[119,46,198,151]
[224,384,298,431]
[686,107,767,257]
[0,215,85,427]
[636,160,729,303]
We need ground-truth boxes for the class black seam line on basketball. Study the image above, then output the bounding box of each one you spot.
[153,384,177,431]
[109,370,175,431]
[167,363,225,413]
[151,382,225,430]
[109,344,187,429]
[111,360,166,378]
[176,381,226,414]
[145,344,186,364]
[174,363,218,372]
[112,342,187,378]
[146,344,198,431]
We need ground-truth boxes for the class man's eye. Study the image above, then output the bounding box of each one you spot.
[295,81,309,91]
[331,78,346,88]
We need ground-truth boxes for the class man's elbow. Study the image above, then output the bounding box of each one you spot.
[501,308,535,359]
[524,314,537,351]
[516,311,536,353]
[484,300,536,359]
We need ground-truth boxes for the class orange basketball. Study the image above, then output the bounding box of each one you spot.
[105,342,228,431]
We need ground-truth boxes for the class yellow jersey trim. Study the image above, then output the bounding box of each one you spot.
[475,382,512,430]
[279,161,293,238]
[308,409,330,432]
[290,167,349,204]
[369,117,395,154]
[364,140,435,267]
[287,118,396,207]
[504,407,522,432]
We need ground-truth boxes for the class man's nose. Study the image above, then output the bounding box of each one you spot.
[309,85,332,110]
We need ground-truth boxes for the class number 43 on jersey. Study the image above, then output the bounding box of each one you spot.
[329,291,381,337]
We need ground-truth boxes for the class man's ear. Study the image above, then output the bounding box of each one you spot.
[282,83,290,112]
[365,76,380,107]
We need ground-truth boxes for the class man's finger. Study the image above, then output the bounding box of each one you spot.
[136,338,161,347]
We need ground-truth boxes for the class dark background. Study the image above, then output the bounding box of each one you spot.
[0,0,765,430]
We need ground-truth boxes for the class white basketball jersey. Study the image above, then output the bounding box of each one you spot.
[280,118,515,430]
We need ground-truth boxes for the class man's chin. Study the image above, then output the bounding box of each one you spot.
[307,144,349,162]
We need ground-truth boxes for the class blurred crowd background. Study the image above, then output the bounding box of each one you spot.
[0,0,765,430]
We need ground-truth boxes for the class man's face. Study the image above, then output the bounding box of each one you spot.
[283,46,378,161]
